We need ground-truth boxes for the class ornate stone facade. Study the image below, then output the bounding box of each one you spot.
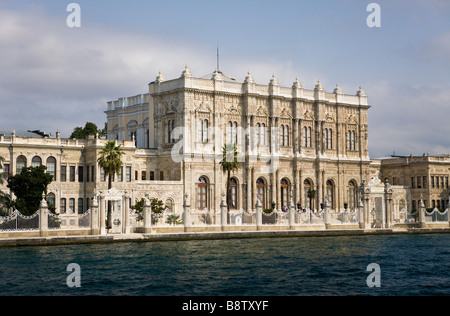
[1,67,449,224]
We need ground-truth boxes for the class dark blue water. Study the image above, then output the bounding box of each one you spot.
[0,234,449,296]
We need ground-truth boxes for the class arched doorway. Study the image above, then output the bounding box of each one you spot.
[304,179,314,209]
[197,177,208,210]
[229,178,238,209]
[281,178,290,209]
[256,178,266,209]
[326,180,335,210]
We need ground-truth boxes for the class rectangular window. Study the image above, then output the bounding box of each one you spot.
[91,166,95,182]
[142,171,147,181]
[78,166,84,183]
[417,176,421,189]
[160,171,164,181]
[60,198,66,214]
[69,198,75,213]
[150,171,155,181]
[86,165,90,183]
[78,198,83,214]
[61,166,67,182]
[100,167,105,182]
[446,177,449,189]
[412,200,416,211]
[432,200,436,209]
[431,176,435,188]
[2,163,10,180]
[423,176,427,189]
[119,167,123,182]
[441,176,444,189]
[70,166,76,182]
[126,166,131,182]
[411,177,415,189]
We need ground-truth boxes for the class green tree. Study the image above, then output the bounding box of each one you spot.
[70,122,106,139]
[97,141,124,228]
[7,165,53,216]
[131,197,166,224]
[307,189,316,210]
[219,144,240,211]
[0,155,10,214]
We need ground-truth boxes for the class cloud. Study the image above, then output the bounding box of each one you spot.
[367,81,450,157]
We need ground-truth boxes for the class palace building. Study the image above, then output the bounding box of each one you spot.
[1,67,449,224]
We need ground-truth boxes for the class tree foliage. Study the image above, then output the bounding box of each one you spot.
[70,122,107,139]
[97,141,124,228]
[7,165,53,216]
[219,144,240,211]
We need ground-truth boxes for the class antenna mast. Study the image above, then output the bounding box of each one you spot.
[217,41,220,71]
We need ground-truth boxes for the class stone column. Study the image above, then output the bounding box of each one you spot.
[143,194,152,234]
[183,194,191,232]
[324,197,331,229]
[221,193,228,231]
[358,194,365,229]
[39,196,49,237]
[419,197,426,229]
[255,198,262,230]
[123,193,130,234]
[99,195,106,235]
[289,199,296,230]
[91,193,99,235]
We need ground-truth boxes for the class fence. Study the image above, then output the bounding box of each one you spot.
[425,208,449,223]
[0,210,40,232]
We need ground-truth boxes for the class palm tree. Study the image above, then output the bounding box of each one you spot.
[97,141,124,228]
[219,144,240,211]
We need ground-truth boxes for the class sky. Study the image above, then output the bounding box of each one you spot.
[0,0,449,158]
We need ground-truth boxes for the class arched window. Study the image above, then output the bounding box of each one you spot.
[324,129,333,150]
[280,125,285,146]
[16,155,27,174]
[127,120,138,146]
[326,180,334,209]
[197,177,208,210]
[226,122,238,144]
[303,126,312,148]
[46,157,56,179]
[229,178,238,209]
[256,178,266,208]
[32,156,42,168]
[304,179,313,209]
[328,129,333,149]
[256,123,261,146]
[165,199,174,212]
[203,119,208,143]
[348,180,357,210]
[281,178,290,208]
[261,123,266,145]
[47,193,55,209]
[347,130,356,151]
[284,125,289,146]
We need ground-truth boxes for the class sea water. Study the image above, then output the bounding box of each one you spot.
[0,234,448,296]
